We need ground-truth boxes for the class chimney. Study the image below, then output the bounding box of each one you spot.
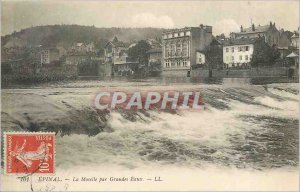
[270,21,272,26]
[240,25,243,32]
[252,24,255,31]
[273,22,275,27]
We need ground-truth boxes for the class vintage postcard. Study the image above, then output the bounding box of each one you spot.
[1,0,299,191]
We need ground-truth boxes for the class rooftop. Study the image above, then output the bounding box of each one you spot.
[163,24,212,34]
[235,22,276,35]
[223,38,258,46]
[146,48,162,54]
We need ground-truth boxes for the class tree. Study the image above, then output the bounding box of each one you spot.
[128,40,151,65]
[251,38,280,67]
[203,39,223,69]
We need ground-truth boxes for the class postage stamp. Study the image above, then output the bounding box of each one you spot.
[4,132,55,174]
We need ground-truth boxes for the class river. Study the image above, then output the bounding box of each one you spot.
[1,77,299,191]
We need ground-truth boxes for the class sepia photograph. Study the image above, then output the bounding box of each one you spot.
[1,0,299,191]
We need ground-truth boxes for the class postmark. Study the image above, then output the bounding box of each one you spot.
[4,132,55,174]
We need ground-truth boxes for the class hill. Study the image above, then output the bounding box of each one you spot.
[1,25,166,49]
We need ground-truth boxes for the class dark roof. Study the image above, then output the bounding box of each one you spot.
[146,48,162,54]
[223,38,258,46]
[163,25,212,34]
[111,41,125,47]
[195,50,205,54]
[105,37,127,48]
[211,37,223,45]
[236,25,271,35]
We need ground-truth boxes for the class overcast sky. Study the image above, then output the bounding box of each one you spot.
[1,1,299,36]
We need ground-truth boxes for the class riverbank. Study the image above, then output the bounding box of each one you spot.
[191,66,296,78]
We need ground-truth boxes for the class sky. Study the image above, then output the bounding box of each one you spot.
[1,0,299,36]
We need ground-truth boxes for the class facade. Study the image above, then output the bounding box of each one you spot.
[40,48,59,65]
[70,42,95,53]
[196,51,205,64]
[278,29,292,48]
[147,48,162,64]
[223,38,257,68]
[230,22,280,46]
[65,53,94,65]
[291,31,299,49]
[104,37,137,76]
[147,48,162,75]
[162,25,213,75]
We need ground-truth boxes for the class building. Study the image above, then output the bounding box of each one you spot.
[147,48,162,75]
[65,53,94,65]
[104,37,137,76]
[146,38,162,49]
[70,42,95,53]
[147,48,162,64]
[278,29,292,48]
[223,38,257,68]
[291,31,299,49]
[40,48,59,65]
[230,22,280,46]
[162,24,213,76]
[277,29,293,59]
[196,51,206,65]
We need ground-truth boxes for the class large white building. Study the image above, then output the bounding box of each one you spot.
[223,38,257,68]
[162,25,212,76]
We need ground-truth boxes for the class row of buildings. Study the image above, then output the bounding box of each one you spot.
[2,21,299,78]
[151,21,299,77]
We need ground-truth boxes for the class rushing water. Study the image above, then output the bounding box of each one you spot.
[2,78,299,170]
[44,79,299,171]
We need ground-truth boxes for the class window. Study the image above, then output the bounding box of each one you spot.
[183,60,187,67]
[165,44,170,57]
[168,34,173,38]
[176,42,182,56]
[226,48,229,52]
[165,61,170,68]
[238,47,242,52]
[186,31,191,36]
[231,56,234,62]
[171,44,176,57]
[174,33,178,37]
[177,60,181,67]
[199,58,202,63]
[182,41,188,56]
[239,55,242,60]
[245,55,249,60]
[231,47,234,52]
[180,32,184,36]
[245,46,249,51]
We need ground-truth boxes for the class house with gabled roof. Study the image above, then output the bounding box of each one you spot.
[104,37,138,76]
[230,21,280,46]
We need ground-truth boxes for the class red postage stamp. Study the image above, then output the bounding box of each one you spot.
[4,132,55,174]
